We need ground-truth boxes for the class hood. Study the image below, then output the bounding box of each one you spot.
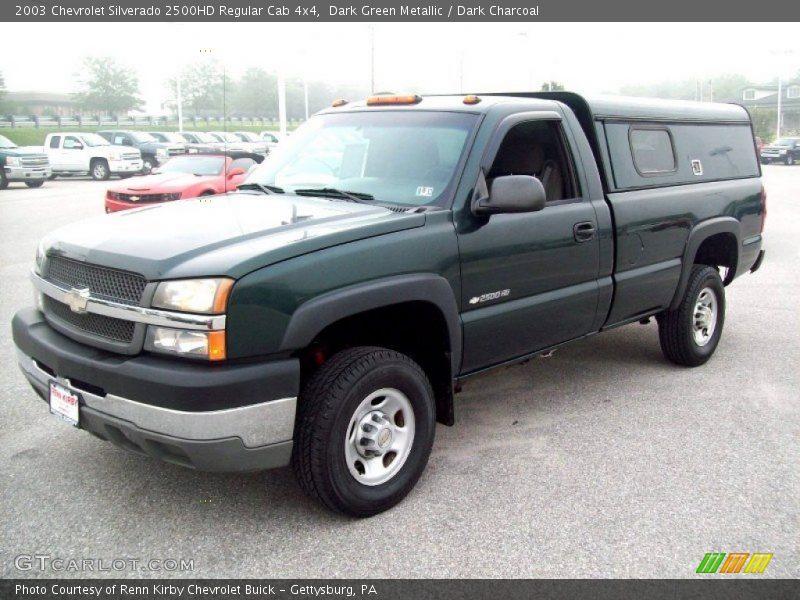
[110,172,213,192]
[43,192,425,280]
[2,146,47,157]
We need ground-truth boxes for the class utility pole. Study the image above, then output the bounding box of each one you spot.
[369,25,375,94]
[278,69,287,136]
[777,76,782,139]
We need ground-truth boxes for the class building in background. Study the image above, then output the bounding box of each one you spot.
[740,79,800,135]
[3,91,78,116]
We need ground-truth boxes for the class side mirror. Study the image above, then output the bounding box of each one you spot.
[472,175,546,216]
[227,167,246,179]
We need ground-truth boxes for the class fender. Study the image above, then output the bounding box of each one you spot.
[279,273,463,375]
[669,217,741,310]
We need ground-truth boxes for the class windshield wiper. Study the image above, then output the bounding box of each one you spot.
[237,182,285,194]
[294,187,375,203]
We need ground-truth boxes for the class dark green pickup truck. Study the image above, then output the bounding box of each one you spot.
[12,92,766,516]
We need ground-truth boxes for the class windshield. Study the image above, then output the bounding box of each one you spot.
[772,138,796,147]
[160,155,225,176]
[157,132,186,143]
[193,132,217,143]
[212,132,241,143]
[244,111,477,207]
[0,134,17,149]
[79,133,110,147]
[131,132,157,143]
[236,132,258,142]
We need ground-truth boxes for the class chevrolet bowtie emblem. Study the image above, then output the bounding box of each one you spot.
[66,287,91,314]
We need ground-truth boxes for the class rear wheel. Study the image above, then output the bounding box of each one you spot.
[292,347,436,517]
[657,265,725,367]
[25,181,45,188]
[90,159,110,181]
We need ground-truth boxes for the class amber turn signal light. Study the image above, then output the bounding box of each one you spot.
[366,94,422,106]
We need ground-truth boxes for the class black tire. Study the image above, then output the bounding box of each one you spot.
[25,180,45,188]
[90,159,110,181]
[657,265,725,367]
[787,155,796,166]
[0,170,8,190]
[141,157,155,174]
[292,346,436,517]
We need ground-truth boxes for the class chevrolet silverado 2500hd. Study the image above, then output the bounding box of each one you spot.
[12,92,766,516]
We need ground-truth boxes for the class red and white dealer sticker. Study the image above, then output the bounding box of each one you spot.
[49,381,79,426]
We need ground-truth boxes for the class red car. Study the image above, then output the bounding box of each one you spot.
[105,152,262,213]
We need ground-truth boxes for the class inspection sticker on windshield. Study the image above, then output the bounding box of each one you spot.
[49,381,79,427]
[416,186,434,197]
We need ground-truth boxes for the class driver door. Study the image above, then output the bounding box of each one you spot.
[457,113,601,372]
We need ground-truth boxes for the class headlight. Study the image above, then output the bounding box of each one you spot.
[6,157,20,167]
[156,148,168,157]
[146,327,226,361]
[34,240,47,275]
[152,278,234,314]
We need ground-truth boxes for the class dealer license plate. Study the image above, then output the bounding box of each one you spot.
[49,381,79,426]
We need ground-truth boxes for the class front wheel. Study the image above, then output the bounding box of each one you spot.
[141,157,155,174]
[293,347,436,517]
[657,265,725,367]
[90,160,110,181]
[787,155,796,166]
[0,170,8,190]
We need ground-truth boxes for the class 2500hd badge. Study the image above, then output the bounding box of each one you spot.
[12,91,765,517]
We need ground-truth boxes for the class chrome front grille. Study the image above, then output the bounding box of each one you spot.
[122,152,140,160]
[21,156,49,168]
[43,296,136,343]
[168,148,186,156]
[44,256,146,306]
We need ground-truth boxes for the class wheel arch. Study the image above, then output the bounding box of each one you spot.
[670,217,741,311]
[280,274,462,426]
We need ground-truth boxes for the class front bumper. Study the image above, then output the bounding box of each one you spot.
[4,165,52,181]
[108,159,143,173]
[13,307,299,472]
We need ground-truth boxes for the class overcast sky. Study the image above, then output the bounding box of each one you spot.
[1,22,798,112]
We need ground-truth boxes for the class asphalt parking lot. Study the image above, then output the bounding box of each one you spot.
[0,168,797,579]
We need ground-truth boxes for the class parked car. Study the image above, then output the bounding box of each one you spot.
[0,134,51,189]
[98,130,186,174]
[150,131,214,154]
[760,137,800,165]
[180,131,223,150]
[232,131,269,156]
[104,152,263,213]
[206,131,248,152]
[13,92,765,517]
[43,132,142,180]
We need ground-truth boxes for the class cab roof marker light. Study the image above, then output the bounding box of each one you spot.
[331,99,348,107]
[463,95,482,105]
[366,94,423,106]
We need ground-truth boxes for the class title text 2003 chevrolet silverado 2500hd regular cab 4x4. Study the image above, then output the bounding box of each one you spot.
[12,92,766,517]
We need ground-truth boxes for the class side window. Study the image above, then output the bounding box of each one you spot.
[488,120,578,202]
[63,136,81,149]
[49,135,61,149]
[114,135,129,146]
[629,127,676,175]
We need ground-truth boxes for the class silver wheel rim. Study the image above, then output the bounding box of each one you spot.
[344,388,415,486]
[692,287,718,346]
[94,164,106,178]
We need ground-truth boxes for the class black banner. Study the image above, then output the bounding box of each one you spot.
[3,0,800,22]
[2,580,799,600]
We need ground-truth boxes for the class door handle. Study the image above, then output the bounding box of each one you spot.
[573,222,596,242]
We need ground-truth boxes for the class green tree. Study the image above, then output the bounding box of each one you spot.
[171,59,228,116]
[0,70,8,113]
[75,57,142,113]
[231,67,277,116]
